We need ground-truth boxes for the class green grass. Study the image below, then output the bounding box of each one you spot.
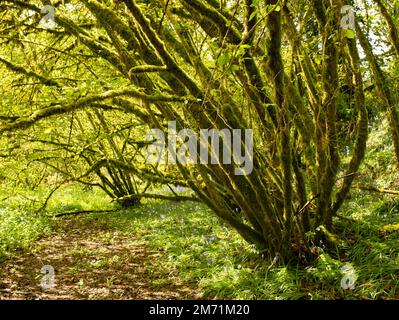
[0,207,52,260]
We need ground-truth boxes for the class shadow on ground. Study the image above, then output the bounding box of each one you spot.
[0,217,199,300]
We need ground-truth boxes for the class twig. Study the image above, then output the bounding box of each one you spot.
[296,193,320,216]
[336,172,357,181]
[158,0,170,33]
[35,183,65,214]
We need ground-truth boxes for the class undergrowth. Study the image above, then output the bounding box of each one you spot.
[0,125,398,300]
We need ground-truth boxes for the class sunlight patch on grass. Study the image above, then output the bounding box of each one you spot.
[0,207,52,259]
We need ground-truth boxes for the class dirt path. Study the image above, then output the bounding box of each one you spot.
[0,217,199,300]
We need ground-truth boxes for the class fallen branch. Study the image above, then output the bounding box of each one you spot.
[115,193,201,203]
[352,185,399,195]
[53,209,118,218]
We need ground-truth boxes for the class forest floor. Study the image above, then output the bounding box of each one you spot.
[0,185,399,300]
[0,216,199,300]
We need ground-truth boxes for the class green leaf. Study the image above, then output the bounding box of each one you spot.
[230,64,240,72]
[249,11,257,22]
[217,53,230,67]
[344,29,355,39]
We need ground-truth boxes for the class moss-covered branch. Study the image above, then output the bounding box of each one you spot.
[0,89,195,133]
[0,56,61,87]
